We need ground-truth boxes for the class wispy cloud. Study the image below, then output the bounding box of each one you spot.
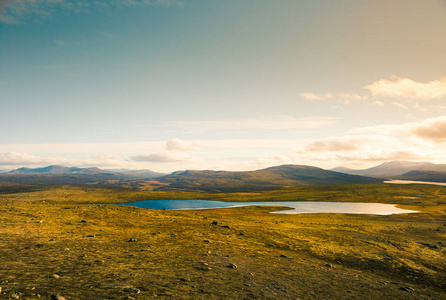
[300,76,446,109]
[300,93,333,101]
[0,0,182,24]
[365,75,446,100]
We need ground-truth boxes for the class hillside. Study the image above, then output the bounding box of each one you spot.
[151,165,383,192]
[398,170,446,183]
[0,165,165,186]
[332,161,446,178]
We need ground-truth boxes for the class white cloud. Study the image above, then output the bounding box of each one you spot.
[364,75,446,100]
[300,93,333,100]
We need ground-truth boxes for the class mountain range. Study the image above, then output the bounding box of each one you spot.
[0,164,382,191]
[3,160,446,191]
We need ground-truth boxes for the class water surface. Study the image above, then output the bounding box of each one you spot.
[385,180,446,187]
[118,200,417,215]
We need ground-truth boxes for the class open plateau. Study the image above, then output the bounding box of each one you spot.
[0,163,445,299]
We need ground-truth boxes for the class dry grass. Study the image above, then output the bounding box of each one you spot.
[0,184,445,299]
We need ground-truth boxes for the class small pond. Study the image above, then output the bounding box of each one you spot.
[117,200,418,215]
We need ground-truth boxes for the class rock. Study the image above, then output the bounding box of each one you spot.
[279,254,288,258]
[0,286,2,293]
[203,240,211,243]
[80,220,87,223]
[211,221,218,226]
[50,294,66,300]
[38,220,44,223]
[239,232,245,236]
[195,266,212,271]
[35,244,45,248]
[324,263,333,268]
[128,238,138,242]
[50,274,60,279]
[399,286,414,293]
[125,288,141,294]
[222,225,230,229]
[87,235,96,237]
[227,263,237,269]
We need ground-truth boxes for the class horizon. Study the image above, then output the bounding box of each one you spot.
[0,159,439,174]
[2,0,446,173]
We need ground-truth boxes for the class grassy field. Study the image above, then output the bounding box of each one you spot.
[0,183,445,299]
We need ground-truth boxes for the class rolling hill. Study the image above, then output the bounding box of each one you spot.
[149,164,383,192]
[332,161,446,178]
[0,164,383,191]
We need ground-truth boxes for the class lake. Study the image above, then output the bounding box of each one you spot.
[117,200,418,215]
[384,180,446,187]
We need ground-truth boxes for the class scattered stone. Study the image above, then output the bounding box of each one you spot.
[38,220,44,223]
[50,274,60,279]
[195,266,212,271]
[80,220,87,223]
[125,288,141,294]
[101,284,133,289]
[279,254,288,258]
[50,294,66,300]
[64,248,70,251]
[87,235,96,238]
[324,263,333,268]
[203,240,211,243]
[128,238,138,242]
[227,263,237,269]
[399,286,415,293]
[239,232,245,236]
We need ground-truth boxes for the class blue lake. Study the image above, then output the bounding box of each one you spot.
[117,200,418,215]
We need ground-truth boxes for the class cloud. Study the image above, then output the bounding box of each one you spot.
[0,0,182,24]
[300,93,333,101]
[130,152,191,163]
[412,116,446,143]
[370,101,384,107]
[0,152,60,166]
[304,136,375,152]
[166,138,204,151]
[364,75,446,100]
[165,116,338,132]
[391,102,408,110]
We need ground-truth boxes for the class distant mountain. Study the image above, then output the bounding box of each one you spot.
[0,165,165,186]
[398,170,446,183]
[149,164,383,192]
[107,169,166,179]
[332,161,446,178]
[6,165,114,175]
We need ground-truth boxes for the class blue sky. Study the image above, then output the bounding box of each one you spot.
[1,0,446,172]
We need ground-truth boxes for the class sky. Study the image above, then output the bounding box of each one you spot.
[1,0,446,173]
